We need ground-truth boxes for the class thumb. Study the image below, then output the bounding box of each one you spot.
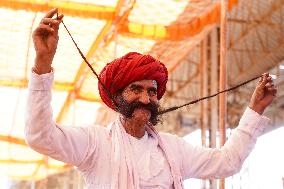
[53,14,64,36]
[56,13,64,22]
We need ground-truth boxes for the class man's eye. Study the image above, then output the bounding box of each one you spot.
[148,90,157,96]
[132,88,141,94]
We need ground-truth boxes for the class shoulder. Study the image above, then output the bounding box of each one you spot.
[158,132,183,145]
[159,132,180,139]
[87,125,111,140]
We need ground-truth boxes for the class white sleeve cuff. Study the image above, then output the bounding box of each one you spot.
[237,107,270,138]
[28,69,54,91]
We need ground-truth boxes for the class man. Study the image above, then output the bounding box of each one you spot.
[25,8,277,189]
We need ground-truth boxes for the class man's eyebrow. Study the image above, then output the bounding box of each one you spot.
[128,84,157,92]
[129,84,143,89]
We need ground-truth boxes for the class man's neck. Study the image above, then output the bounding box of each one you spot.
[122,117,147,139]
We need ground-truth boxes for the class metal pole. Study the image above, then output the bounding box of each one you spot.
[30,180,35,189]
[219,0,228,189]
[200,40,208,147]
[210,26,218,189]
[200,38,209,188]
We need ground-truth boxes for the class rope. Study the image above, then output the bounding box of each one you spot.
[158,75,261,115]
[58,15,262,115]
[58,14,118,109]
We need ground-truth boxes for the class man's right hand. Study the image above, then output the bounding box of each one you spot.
[33,8,64,74]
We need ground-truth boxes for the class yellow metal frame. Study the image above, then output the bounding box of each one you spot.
[0,79,74,91]
[0,0,116,19]
[0,135,27,146]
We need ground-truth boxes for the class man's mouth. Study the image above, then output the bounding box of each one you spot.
[134,107,151,113]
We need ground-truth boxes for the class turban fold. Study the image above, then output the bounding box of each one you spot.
[98,52,168,110]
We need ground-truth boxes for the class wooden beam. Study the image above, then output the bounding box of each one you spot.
[219,1,228,188]
[200,39,208,147]
[209,27,218,189]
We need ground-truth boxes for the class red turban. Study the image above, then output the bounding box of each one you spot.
[98,52,168,110]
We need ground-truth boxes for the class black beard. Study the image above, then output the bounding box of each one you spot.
[116,95,161,126]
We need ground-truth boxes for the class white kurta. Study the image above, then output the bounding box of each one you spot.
[127,132,174,188]
[25,71,270,189]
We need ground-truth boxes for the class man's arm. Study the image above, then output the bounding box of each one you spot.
[25,8,92,168]
[180,73,277,179]
[179,107,269,179]
[25,70,92,168]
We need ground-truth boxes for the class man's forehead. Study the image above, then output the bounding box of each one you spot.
[128,80,157,89]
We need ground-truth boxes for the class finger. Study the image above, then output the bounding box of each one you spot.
[263,72,269,77]
[56,13,64,21]
[258,74,269,88]
[266,76,272,81]
[54,14,64,28]
[268,87,277,97]
[267,85,277,92]
[44,8,58,19]
[257,76,263,85]
[257,73,269,84]
[265,82,274,88]
[41,18,60,26]
[267,86,274,91]
[35,24,55,35]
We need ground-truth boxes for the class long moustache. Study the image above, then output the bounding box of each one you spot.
[119,100,159,117]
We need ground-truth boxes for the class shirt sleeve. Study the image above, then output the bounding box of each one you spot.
[25,70,93,168]
[179,107,270,179]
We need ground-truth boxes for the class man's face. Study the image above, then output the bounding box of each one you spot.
[116,80,160,125]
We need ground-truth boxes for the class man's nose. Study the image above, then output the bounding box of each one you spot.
[138,91,150,104]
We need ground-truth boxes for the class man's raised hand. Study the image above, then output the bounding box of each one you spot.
[249,73,277,115]
[33,8,64,74]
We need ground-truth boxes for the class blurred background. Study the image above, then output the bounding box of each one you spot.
[0,0,283,188]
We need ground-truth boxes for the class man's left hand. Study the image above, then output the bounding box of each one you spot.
[249,73,277,115]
